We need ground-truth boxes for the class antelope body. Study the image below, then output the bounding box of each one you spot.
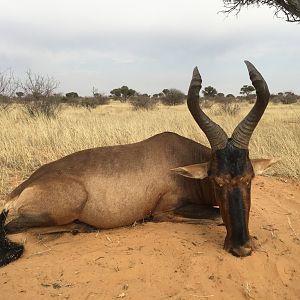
[6,132,213,229]
[0,61,274,267]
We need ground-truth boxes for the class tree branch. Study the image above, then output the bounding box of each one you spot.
[222,0,300,22]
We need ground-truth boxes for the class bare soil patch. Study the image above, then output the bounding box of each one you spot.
[1,177,299,300]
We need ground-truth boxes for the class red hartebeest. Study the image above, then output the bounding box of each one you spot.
[0,61,275,266]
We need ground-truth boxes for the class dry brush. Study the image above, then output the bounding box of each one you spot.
[0,102,299,201]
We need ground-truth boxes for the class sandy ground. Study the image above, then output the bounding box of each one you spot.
[0,176,299,300]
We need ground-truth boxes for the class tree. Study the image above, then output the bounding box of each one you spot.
[19,70,61,118]
[160,88,186,106]
[16,91,24,98]
[152,93,164,98]
[240,85,255,96]
[20,70,59,99]
[110,88,122,98]
[282,91,297,104]
[202,86,218,97]
[0,69,18,97]
[226,94,235,98]
[162,89,170,95]
[222,0,300,23]
[272,91,298,104]
[141,93,150,97]
[66,92,79,98]
[110,86,136,101]
[120,86,136,100]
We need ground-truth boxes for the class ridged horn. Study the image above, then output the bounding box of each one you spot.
[187,67,228,150]
[231,61,270,149]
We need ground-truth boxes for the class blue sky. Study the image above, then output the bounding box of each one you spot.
[0,0,299,96]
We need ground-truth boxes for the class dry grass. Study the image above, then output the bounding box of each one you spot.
[1,101,299,200]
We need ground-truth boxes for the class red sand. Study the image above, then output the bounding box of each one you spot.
[1,177,299,300]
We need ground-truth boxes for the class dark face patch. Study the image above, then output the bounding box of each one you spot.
[228,188,248,246]
[208,139,253,249]
[209,139,250,177]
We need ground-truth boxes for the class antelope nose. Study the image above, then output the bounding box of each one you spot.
[230,246,252,257]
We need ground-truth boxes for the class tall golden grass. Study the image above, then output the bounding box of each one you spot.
[1,102,299,200]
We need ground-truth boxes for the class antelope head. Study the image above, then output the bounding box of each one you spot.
[174,61,275,257]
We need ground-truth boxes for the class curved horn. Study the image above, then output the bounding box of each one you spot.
[231,61,270,149]
[187,67,228,150]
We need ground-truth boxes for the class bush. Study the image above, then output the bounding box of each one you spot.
[213,94,226,103]
[21,96,62,118]
[94,94,110,106]
[75,95,110,110]
[217,102,240,116]
[20,70,59,99]
[200,99,214,109]
[269,94,282,104]
[130,95,158,110]
[66,92,79,98]
[226,94,235,99]
[152,93,163,98]
[0,95,14,113]
[76,97,98,110]
[17,70,61,118]
[160,88,185,106]
[271,92,298,105]
[16,91,24,98]
[282,92,298,104]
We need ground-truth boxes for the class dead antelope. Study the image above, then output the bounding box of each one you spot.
[0,61,275,267]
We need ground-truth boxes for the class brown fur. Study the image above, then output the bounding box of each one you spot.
[5,132,216,231]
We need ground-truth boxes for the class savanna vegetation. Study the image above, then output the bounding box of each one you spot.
[1,68,299,203]
[1,68,298,117]
[0,101,299,203]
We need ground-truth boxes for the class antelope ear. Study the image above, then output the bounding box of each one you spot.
[251,158,280,175]
[171,163,209,179]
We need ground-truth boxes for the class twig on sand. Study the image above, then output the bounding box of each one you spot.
[105,235,112,242]
[287,216,299,240]
[271,210,291,215]
[190,295,214,298]
[261,225,279,232]
[26,249,52,258]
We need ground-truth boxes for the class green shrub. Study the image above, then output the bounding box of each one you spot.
[160,89,185,106]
